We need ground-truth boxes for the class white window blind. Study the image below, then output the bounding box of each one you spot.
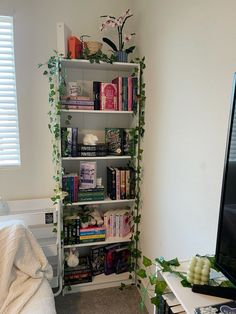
[0,16,20,167]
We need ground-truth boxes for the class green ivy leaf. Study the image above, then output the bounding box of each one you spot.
[155,280,167,295]
[143,256,152,267]
[181,278,192,288]
[151,296,161,307]
[136,269,147,278]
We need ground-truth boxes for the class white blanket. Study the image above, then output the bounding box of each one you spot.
[0,221,53,314]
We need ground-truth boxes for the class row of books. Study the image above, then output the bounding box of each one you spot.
[104,209,131,238]
[107,166,136,200]
[61,127,135,157]
[63,208,131,245]
[64,244,131,286]
[60,77,138,111]
[62,173,79,203]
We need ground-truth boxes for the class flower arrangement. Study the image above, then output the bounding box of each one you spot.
[100,9,135,55]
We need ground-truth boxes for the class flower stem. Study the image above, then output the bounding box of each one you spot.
[118,26,122,51]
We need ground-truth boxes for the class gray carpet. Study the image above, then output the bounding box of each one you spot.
[55,286,148,314]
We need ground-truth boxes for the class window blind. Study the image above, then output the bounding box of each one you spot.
[0,16,20,167]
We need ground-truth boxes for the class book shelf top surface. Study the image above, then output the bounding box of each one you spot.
[60,59,139,71]
[66,198,135,206]
[64,233,132,248]
[60,109,134,114]
[62,156,132,161]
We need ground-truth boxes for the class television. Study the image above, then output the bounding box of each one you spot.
[215,74,236,287]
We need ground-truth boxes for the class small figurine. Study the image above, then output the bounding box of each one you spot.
[83,134,98,145]
[66,249,79,267]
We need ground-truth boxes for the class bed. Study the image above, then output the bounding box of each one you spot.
[0,220,57,314]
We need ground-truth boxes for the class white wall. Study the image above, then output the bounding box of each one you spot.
[135,0,236,260]
[0,0,134,200]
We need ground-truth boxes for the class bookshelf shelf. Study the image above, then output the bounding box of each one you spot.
[62,156,132,161]
[61,109,134,114]
[65,198,135,206]
[64,233,132,248]
[64,272,132,293]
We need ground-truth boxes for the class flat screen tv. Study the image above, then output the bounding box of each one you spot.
[215,74,236,287]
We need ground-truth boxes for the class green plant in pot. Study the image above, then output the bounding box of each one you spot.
[100,9,135,62]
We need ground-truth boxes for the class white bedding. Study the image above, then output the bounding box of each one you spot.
[0,220,56,314]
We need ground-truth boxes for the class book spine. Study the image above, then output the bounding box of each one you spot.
[80,227,106,232]
[120,168,126,199]
[80,230,106,236]
[80,234,106,240]
[115,212,120,237]
[107,167,116,200]
[125,169,130,199]
[104,212,110,237]
[79,238,106,243]
[130,168,136,199]
[93,81,100,110]
[132,77,138,112]
[112,77,122,111]
[122,77,128,111]
[72,128,78,157]
[60,100,94,105]
[61,105,94,110]
[74,175,79,203]
[115,168,120,200]
[128,76,132,111]
[67,127,72,157]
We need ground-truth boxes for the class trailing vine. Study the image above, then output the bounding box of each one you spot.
[38,51,66,204]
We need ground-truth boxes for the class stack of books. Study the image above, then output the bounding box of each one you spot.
[103,209,131,238]
[77,144,108,157]
[104,244,130,275]
[64,256,92,286]
[61,127,78,157]
[60,95,94,110]
[62,173,79,203]
[78,186,105,202]
[107,166,136,200]
[79,226,106,243]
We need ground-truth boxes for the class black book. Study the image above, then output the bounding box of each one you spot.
[132,77,138,113]
[93,81,101,110]
[91,245,105,276]
[107,166,116,200]
[194,301,236,314]
[72,127,78,157]
[114,246,130,274]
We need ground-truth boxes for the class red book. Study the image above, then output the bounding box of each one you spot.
[128,77,132,111]
[100,83,117,110]
[112,77,122,111]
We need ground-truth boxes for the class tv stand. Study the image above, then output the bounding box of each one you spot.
[161,261,232,313]
[192,284,236,300]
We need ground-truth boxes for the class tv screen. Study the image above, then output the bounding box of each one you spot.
[215,74,236,286]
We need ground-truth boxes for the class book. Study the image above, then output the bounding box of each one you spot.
[91,246,105,276]
[119,209,131,237]
[129,167,136,199]
[114,246,130,274]
[128,76,133,111]
[63,215,80,245]
[125,169,130,199]
[132,77,138,112]
[80,234,106,240]
[104,244,120,275]
[100,83,117,110]
[61,127,72,157]
[105,128,123,155]
[122,77,128,111]
[93,81,101,110]
[77,151,107,157]
[68,36,82,59]
[120,168,126,199]
[60,104,94,110]
[72,128,78,157]
[103,210,113,237]
[115,168,121,200]
[77,144,107,152]
[107,166,116,200]
[123,128,135,156]
[194,301,236,314]
[112,77,122,111]
[60,99,94,105]
[79,161,97,189]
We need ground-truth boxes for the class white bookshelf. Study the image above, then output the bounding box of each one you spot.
[62,156,132,161]
[65,198,135,206]
[61,109,134,114]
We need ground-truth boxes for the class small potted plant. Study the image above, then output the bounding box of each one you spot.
[100,9,135,62]
[78,206,94,228]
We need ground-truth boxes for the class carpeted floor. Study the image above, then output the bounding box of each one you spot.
[55,286,148,314]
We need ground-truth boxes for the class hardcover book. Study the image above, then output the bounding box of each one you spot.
[100,83,117,110]
[132,77,138,112]
[112,77,122,111]
[61,127,72,157]
[122,77,128,111]
[79,161,97,189]
[93,81,101,110]
[123,128,135,156]
[107,166,116,200]
[91,246,105,276]
[105,128,123,155]
[114,246,130,274]
[104,244,120,275]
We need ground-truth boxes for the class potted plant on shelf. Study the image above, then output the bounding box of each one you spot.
[100,9,135,62]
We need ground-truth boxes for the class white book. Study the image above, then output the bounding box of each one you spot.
[57,22,71,57]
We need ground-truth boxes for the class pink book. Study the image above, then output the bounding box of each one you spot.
[128,76,132,111]
[119,210,131,237]
[115,168,120,200]
[112,77,122,111]
[100,83,117,110]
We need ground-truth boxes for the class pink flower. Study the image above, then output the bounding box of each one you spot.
[124,34,132,43]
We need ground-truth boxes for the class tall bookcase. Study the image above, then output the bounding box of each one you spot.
[59,59,140,293]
